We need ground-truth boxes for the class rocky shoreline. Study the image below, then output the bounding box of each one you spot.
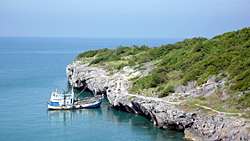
[107,92,249,140]
[66,61,250,140]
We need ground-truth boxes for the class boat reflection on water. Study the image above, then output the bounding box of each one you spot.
[47,108,103,123]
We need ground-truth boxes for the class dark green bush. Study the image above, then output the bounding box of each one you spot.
[77,48,109,59]
[116,63,125,70]
[155,86,165,92]
[158,85,175,98]
[224,81,230,86]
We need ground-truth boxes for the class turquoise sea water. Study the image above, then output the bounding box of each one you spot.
[0,37,185,141]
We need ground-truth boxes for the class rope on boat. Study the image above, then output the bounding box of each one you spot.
[88,79,95,94]
[75,84,88,98]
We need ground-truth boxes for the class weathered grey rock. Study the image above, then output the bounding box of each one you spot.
[202,82,216,97]
[152,92,158,98]
[207,75,216,83]
[143,61,155,65]
[175,81,196,93]
[133,65,140,68]
[66,62,109,93]
[242,90,250,94]
[229,82,236,86]
[222,89,230,100]
[107,92,250,141]
[140,65,157,74]
[174,74,231,101]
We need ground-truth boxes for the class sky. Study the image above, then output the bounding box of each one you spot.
[0,0,250,38]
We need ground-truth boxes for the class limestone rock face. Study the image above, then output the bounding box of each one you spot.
[66,61,250,140]
[107,92,250,141]
[175,81,196,93]
[174,74,230,100]
[66,63,109,93]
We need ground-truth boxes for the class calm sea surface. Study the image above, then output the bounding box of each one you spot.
[0,37,185,141]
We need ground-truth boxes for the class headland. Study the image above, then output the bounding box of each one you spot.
[66,27,250,140]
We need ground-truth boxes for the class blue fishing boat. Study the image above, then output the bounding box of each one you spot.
[47,86,104,110]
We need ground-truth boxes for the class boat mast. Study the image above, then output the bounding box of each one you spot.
[64,93,66,107]
[56,84,58,94]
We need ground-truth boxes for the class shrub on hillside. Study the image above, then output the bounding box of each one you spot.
[158,85,175,98]
[155,86,165,92]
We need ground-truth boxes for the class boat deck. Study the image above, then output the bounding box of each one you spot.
[76,96,102,105]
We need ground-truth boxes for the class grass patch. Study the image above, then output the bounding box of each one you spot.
[240,114,250,119]
[102,60,128,71]
[143,90,154,97]
[128,96,137,100]
[185,99,207,106]
[225,113,239,117]
[227,107,241,113]
[167,70,183,81]
[145,59,162,66]
[75,56,95,62]
[196,90,242,113]
[178,96,184,100]
[211,105,225,112]
[178,102,218,115]
[135,89,154,97]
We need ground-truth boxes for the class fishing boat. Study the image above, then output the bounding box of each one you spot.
[47,86,104,110]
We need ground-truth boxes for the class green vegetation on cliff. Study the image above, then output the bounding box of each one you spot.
[75,27,250,94]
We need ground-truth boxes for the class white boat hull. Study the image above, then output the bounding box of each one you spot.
[47,105,73,110]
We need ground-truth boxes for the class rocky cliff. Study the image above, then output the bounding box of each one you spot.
[107,92,250,141]
[66,62,109,93]
[67,61,250,140]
